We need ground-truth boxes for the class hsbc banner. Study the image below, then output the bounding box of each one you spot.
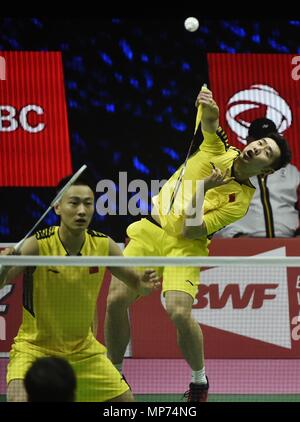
[130,239,300,358]
[0,52,72,186]
[207,53,300,168]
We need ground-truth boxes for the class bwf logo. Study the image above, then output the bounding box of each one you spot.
[192,247,292,349]
[165,247,292,349]
[0,56,6,81]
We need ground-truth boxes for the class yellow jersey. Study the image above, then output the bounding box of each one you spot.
[152,107,255,237]
[15,226,109,354]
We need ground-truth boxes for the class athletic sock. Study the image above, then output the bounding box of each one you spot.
[192,367,207,385]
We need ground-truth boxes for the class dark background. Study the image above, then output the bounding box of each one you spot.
[1,17,300,241]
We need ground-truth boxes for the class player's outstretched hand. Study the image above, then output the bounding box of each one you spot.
[0,248,19,284]
[0,247,18,256]
[195,88,219,120]
[138,269,161,296]
[204,167,235,191]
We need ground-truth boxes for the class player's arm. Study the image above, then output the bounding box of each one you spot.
[0,236,39,288]
[107,238,160,296]
[182,167,234,239]
[195,87,219,133]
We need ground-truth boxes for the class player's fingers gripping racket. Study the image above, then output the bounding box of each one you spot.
[0,165,87,273]
[167,84,209,214]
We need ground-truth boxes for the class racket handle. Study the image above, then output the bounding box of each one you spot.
[194,83,212,132]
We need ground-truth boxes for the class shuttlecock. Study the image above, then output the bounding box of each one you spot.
[184,17,199,32]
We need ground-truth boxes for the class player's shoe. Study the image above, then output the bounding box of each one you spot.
[183,377,209,402]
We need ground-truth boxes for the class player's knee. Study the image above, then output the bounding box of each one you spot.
[106,287,133,311]
[7,380,27,402]
[166,305,190,327]
[107,275,138,309]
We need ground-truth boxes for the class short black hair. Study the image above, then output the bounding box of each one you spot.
[267,132,292,170]
[24,356,76,402]
[56,172,95,196]
[247,118,277,141]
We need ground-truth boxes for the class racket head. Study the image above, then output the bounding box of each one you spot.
[50,165,87,207]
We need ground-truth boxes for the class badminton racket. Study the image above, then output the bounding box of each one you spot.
[167,84,208,214]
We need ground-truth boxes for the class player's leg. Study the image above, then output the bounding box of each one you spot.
[105,274,138,367]
[7,379,27,402]
[105,219,163,373]
[162,250,209,402]
[164,288,209,402]
[163,240,204,373]
[71,341,134,402]
[6,348,40,402]
[164,289,204,370]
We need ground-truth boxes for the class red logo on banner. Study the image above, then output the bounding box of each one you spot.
[0,52,72,186]
[207,53,300,168]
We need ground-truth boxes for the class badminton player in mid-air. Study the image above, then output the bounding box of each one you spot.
[0,173,160,402]
[104,86,292,402]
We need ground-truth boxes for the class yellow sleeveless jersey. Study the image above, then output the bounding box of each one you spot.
[15,226,109,354]
[152,109,255,237]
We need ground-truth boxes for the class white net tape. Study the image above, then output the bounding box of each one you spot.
[1,255,300,266]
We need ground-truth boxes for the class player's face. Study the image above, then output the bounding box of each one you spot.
[56,185,95,231]
[240,137,281,174]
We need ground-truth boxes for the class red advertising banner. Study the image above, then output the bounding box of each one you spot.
[0,52,72,186]
[207,53,300,169]
[0,275,23,350]
[130,239,300,358]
